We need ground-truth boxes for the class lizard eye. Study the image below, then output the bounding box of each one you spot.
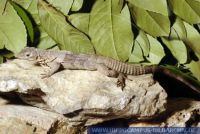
[25,52,31,57]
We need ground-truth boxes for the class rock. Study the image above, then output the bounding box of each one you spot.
[0,97,80,134]
[1,59,199,132]
[129,98,200,127]
[0,59,167,126]
[161,98,200,127]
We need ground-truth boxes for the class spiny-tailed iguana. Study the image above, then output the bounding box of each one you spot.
[16,47,200,93]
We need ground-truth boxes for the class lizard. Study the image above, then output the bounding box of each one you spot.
[16,47,200,93]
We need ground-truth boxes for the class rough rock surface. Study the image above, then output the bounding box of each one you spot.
[161,98,200,127]
[0,59,167,126]
[129,98,200,127]
[0,97,82,134]
[0,59,199,133]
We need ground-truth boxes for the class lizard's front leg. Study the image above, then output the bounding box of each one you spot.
[40,62,61,78]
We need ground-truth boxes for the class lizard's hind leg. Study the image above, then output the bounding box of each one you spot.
[117,73,127,90]
[97,64,126,90]
[97,64,118,77]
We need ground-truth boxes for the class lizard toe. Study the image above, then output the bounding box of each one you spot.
[40,73,50,79]
[117,79,125,90]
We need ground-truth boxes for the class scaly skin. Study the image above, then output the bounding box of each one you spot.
[17,47,157,75]
[16,47,158,88]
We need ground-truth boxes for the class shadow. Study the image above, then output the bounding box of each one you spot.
[91,118,129,128]
[154,72,200,100]
[0,92,27,105]
[152,98,193,122]
[194,24,200,33]
[64,109,83,117]
[70,0,96,14]
[0,88,46,106]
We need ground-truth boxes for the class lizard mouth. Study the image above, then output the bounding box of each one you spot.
[15,55,32,60]
[15,55,35,61]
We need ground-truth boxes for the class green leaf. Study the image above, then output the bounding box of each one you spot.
[12,0,33,9]
[50,45,60,50]
[0,0,27,54]
[134,30,150,57]
[0,32,5,49]
[169,19,200,58]
[46,0,73,15]
[168,19,200,81]
[37,36,57,49]
[0,0,7,13]
[38,0,94,53]
[129,31,165,64]
[71,0,83,12]
[162,38,187,64]
[183,21,200,56]
[13,0,40,24]
[186,57,200,81]
[169,18,187,40]
[128,41,144,63]
[89,0,134,61]
[69,13,89,34]
[127,0,168,16]
[14,0,56,50]
[10,1,34,43]
[168,0,200,24]
[26,0,40,24]
[146,35,165,64]
[128,2,170,37]
[0,55,3,63]
[37,26,57,49]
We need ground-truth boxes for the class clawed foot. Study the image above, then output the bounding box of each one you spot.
[117,79,125,89]
[40,73,50,79]
[40,70,51,79]
[117,73,126,90]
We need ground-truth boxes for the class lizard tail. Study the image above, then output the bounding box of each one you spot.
[104,58,157,75]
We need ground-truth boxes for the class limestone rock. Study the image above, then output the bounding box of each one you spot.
[0,99,80,134]
[162,98,200,127]
[129,98,200,127]
[1,59,199,132]
[0,59,167,126]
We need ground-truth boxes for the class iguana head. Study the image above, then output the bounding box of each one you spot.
[16,47,38,61]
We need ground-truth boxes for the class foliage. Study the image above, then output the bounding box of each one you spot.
[0,0,200,84]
